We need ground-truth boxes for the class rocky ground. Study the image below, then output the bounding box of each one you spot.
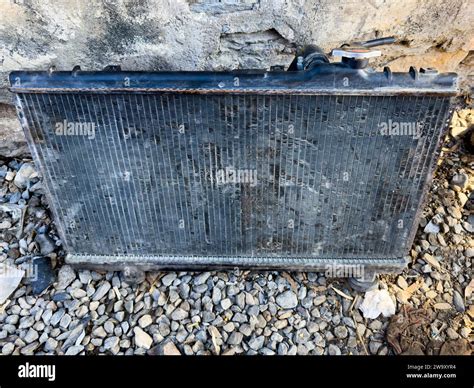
[0,110,472,356]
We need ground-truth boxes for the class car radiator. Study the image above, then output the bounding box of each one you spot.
[9,40,457,281]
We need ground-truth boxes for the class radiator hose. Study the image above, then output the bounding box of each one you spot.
[287,45,329,71]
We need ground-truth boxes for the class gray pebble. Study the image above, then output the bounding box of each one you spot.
[2,343,15,355]
[35,233,56,255]
[239,324,253,337]
[369,340,382,354]
[328,344,341,355]
[65,345,83,355]
[248,335,265,351]
[138,315,153,328]
[59,314,72,329]
[92,327,107,338]
[220,298,232,310]
[23,328,39,344]
[453,291,465,312]
[212,287,222,304]
[78,270,92,284]
[158,323,171,337]
[161,273,177,287]
[334,325,348,339]
[92,282,111,301]
[20,342,39,355]
[313,295,326,306]
[228,332,243,345]
[275,290,298,309]
[277,342,289,355]
[104,336,119,351]
[104,321,115,334]
[56,266,76,290]
[171,308,188,321]
[44,338,58,352]
[18,316,35,329]
[194,272,211,286]
[62,325,85,350]
[295,328,310,344]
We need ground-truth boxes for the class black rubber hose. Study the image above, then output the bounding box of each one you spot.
[361,37,396,48]
[287,45,329,71]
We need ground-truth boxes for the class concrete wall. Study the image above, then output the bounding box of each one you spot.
[0,0,473,156]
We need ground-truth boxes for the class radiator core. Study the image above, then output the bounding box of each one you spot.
[9,67,456,272]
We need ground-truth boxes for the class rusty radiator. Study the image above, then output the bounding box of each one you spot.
[9,58,457,275]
